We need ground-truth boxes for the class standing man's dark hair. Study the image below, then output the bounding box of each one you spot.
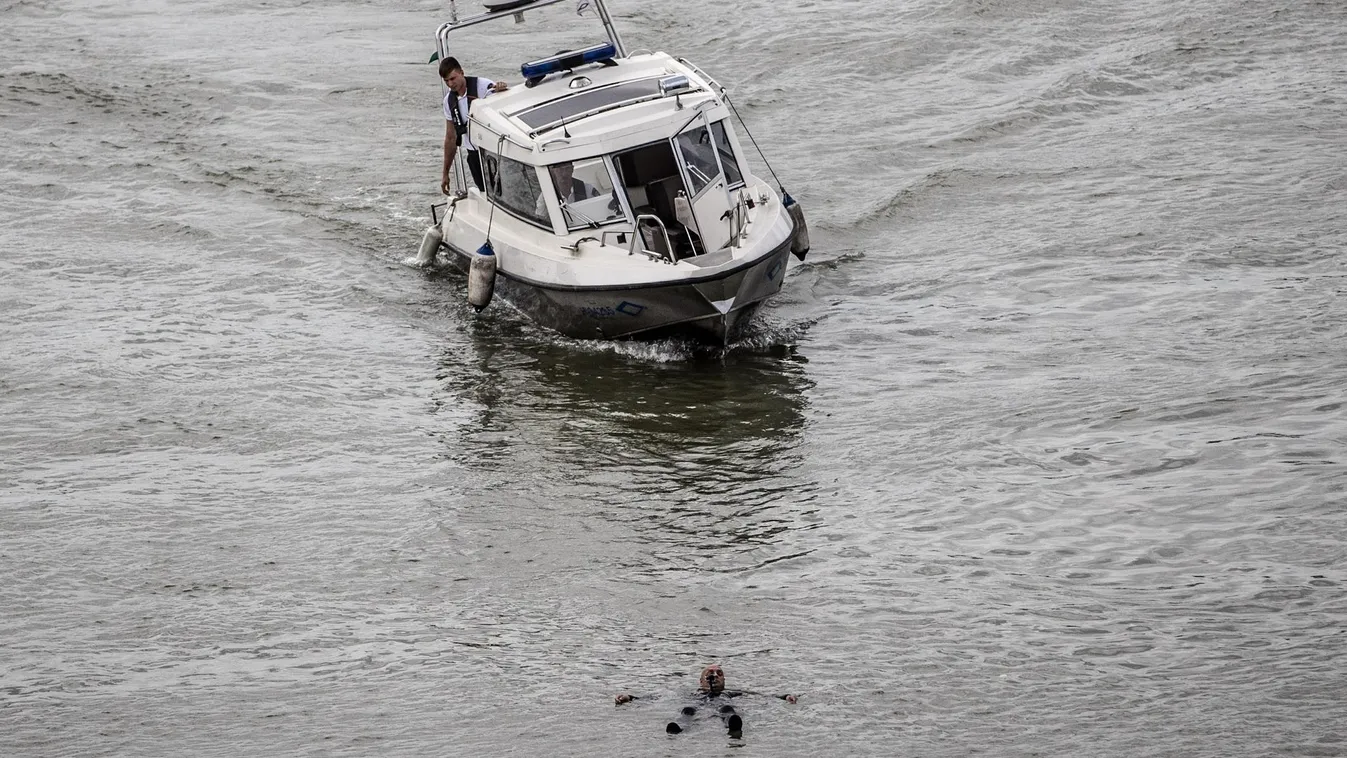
[439,56,508,194]
[436,56,461,81]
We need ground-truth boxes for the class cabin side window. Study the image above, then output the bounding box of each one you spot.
[482,152,550,228]
[710,120,745,189]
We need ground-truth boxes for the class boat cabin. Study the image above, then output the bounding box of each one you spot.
[462,46,756,262]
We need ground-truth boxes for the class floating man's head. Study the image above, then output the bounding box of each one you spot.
[699,664,725,694]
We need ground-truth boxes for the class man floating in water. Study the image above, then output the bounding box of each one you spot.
[614,664,799,735]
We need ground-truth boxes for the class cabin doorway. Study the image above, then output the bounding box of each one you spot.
[614,141,704,260]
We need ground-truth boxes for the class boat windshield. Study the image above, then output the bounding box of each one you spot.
[511,76,672,130]
[544,157,624,229]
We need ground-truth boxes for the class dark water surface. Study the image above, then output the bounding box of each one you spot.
[3,0,1346,756]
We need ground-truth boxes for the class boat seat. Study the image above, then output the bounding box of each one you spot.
[645,179,677,221]
[641,180,702,258]
[628,184,658,249]
[638,216,671,258]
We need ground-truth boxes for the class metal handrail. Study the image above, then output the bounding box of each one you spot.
[632,214,676,263]
[675,57,724,95]
[436,0,627,59]
[729,191,746,247]
[439,0,570,41]
[589,0,628,58]
[562,235,599,253]
[530,89,675,138]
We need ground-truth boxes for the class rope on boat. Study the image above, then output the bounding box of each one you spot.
[723,93,787,195]
[480,133,508,247]
[724,93,811,260]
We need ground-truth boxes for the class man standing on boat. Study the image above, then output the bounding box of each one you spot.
[440,56,508,194]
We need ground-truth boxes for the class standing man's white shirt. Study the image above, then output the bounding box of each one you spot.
[444,78,497,151]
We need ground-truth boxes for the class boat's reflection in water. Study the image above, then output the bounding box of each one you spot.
[432,320,820,574]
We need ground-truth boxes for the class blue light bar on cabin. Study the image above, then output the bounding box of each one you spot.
[521,42,618,81]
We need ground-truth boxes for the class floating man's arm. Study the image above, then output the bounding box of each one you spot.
[728,688,799,703]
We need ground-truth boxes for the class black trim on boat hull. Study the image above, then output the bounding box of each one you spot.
[440,235,793,341]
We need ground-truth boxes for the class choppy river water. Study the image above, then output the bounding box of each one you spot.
[3,0,1346,756]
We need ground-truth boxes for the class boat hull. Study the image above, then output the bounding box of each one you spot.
[442,235,793,342]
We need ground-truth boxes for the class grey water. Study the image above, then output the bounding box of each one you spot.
[2,0,1345,755]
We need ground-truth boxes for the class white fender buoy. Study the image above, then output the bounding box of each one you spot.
[468,241,497,311]
[784,192,810,261]
[415,224,443,267]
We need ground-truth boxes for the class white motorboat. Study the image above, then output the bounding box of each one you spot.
[417,0,810,342]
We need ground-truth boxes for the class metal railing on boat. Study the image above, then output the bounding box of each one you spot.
[675,57,724,95]
[598,215,677,263]
[438,0,627,60]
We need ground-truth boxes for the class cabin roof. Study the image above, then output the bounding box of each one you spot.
[468,52,727,163]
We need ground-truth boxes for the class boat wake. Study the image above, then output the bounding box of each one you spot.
[541,312,815,363]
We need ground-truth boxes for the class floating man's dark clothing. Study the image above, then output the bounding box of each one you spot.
[666,691,752,734]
